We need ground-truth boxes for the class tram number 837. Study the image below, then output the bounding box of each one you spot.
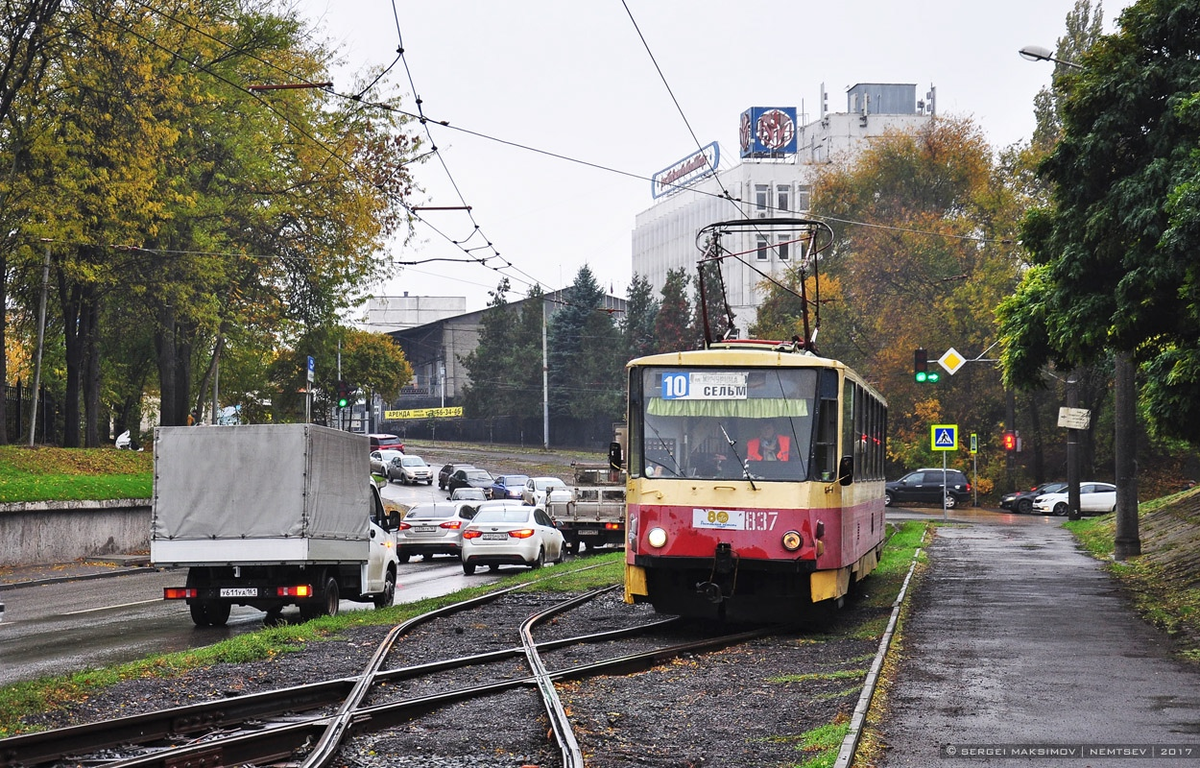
[694,509,778,531]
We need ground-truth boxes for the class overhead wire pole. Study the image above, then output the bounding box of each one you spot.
[29,243,51,446]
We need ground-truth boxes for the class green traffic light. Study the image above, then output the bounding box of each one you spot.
[915,371,928,383]
[927,370,941,383]
[337,397,349,407]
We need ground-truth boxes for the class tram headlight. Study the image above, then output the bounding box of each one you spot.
[647,527,668,549]
[782,530,803,551]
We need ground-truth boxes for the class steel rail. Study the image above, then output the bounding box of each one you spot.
[19,623,776,768]
[521,586,618,767]
[0,616,679,768]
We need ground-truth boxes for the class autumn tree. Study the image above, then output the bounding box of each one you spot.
[811,118,1022,472]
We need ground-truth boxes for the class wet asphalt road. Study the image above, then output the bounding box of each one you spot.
[877,510,1200,767]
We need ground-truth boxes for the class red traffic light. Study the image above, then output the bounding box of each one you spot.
[1003,431,1017,451]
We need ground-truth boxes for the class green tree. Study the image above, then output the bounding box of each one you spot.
[621,273,658,360]
[652,267,693,354]
[548,265,622,422]
[461,279,518,418]
[999,0,1200,443]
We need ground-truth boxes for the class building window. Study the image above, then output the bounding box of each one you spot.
[776,185,790,212]
[756,237,769,261]
[796,184,811,212]
[778,234,790,261]
[755,184,769,213]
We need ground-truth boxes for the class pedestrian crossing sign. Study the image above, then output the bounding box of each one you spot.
[931,424,958,451]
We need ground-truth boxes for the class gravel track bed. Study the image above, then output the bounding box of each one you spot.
[19,589,883,768]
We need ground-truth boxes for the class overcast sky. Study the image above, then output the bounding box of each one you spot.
[296,0,1129,317]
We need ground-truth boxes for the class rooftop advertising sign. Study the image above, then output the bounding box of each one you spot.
[739,107,798,158]
[652,142,720,199]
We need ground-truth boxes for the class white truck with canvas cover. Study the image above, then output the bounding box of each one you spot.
[152,424,400,626]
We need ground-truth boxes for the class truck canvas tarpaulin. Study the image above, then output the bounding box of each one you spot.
[151,424,371,564]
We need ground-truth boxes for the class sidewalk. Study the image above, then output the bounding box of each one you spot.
[0,554,152,590]
[877,519,1200,767]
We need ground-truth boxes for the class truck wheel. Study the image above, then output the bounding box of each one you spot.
[373,568,396,609]
[189,601,210,627]
[205,601,231,626]
[321,578,340,617]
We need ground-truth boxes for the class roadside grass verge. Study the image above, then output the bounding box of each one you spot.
[1065,487,1200,663]
[0,553,624,736]
[0,445,152,502]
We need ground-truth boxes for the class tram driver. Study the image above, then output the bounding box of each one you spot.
[746,421,791,462]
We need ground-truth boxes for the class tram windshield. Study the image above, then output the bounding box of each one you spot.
[636,367,818,481]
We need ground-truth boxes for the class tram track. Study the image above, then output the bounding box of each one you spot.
[0,584,775,768]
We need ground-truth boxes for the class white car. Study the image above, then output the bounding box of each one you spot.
[396,501,480,561]
[1032,482,1117,516]
[370,449,405,478]
[460,501,566,574]
[389,455,434,485]
[522,476,567,507]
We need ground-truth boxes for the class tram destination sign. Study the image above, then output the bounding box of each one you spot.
[662,371,748,400]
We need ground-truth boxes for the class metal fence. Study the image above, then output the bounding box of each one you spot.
[2,381,60,445]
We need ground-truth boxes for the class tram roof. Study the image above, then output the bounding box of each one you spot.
[627,341,887,404]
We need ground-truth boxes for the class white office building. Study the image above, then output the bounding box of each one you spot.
[632,83,935,334]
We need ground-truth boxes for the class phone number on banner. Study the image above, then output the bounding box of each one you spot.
[384,407,464,420]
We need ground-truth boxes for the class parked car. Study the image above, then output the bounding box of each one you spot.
[370,449,406,478]
[368,433,405,453]
[522,476,568,507]
[389,455,434,485]
[885,468,972,509]
[450,486,488,501]
[396,501,480,561]
[438,463,476,490]
[1000,481,1067,515]
[447,468,495,498]
[1032,482,1117,516]
[488,474,530,501]
[460,501,566,574]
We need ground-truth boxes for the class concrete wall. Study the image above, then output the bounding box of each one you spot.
[0,499,151,566]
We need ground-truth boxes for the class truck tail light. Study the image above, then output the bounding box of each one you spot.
[605,522,620,530]
[277,585,313,598]
[163,588,196,600]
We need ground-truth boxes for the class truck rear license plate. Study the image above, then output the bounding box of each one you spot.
[578,530,598,536]
[481,533,507,541]
[413,526,437,533]
[220,588,257,597]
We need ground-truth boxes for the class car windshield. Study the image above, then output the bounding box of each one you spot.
[406,506,455,520]
[535,478,563,490]
[466,471,491,482]
[503,475,529,486]
[474,507,533,524]
[402,457,426,467]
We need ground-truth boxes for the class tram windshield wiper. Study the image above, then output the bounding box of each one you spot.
[645,421,682,476]
[719,423,756,491]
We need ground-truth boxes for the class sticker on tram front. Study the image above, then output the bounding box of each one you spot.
[692,508,779,531]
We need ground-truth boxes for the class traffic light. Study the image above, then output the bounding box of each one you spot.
[1003,431,1017,451]
[914,348,927,382]
[336,380,349,408]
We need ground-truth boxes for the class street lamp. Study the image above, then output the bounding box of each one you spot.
[1018,45,1084,70]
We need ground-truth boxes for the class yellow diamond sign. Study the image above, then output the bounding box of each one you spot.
[938,347,965,376]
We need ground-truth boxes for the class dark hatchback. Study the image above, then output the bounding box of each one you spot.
[438,463,476,490]
[1000,481,1067,515]
[885,468,972,509]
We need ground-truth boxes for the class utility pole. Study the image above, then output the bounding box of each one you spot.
[1114,352,1141,558]
[1066,375,1082,521]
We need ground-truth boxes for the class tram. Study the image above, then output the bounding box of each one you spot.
[621,219,888,623]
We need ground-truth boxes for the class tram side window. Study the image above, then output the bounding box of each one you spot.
[812,370,840,481]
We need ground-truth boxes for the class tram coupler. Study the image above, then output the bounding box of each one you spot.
[713,542,735,574]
